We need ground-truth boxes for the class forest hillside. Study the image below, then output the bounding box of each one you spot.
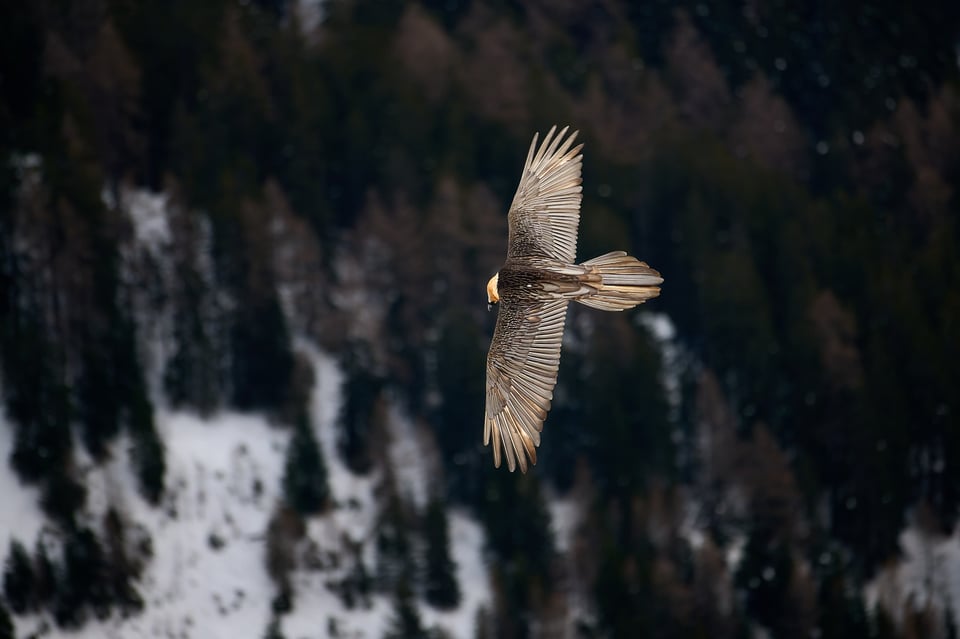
[2,1,960,638]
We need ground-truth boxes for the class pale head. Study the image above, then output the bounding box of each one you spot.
[486,273,500,310]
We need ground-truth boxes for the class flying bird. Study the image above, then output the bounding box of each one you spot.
[484,125,663,472]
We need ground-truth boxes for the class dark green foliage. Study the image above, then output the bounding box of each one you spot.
[2,540,34,613]
[422,497,460,610]
[593,540,654,637]
[230,296,295,412]
[128,395,166,504]
[480,473,554,584]
[52,523,144,628]
[479,472,555,638]
[2,320,72,485]
[338,342,384,474]
[162,200,223,414]
[333,541,373,611]
[41,469,87,526]
[102,509,147,615]
[0,599,13,639]
[282,416,330,515]
[430,312,488,502]
[554,314,673,497]
[815,547,869,639]
[264,616,286,639]
[76,339,123,460]
[32,540,57,609]
[376,491,416,594]
[163,293,222,413]
[55,528,103,628]
[383,577,427,639]
[734,528,794,636]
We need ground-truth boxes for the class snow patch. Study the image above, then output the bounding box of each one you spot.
[421,511,491,638]
[386,400,430,510]
[124,190,172,256]
[295,0,328,36]
[637,311,683,413]
[0,406,48,555]
[298,341,382,542]
[549,496,579,554]
[866,524,960,635]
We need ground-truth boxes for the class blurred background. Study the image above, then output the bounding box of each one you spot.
[2,1,960,638]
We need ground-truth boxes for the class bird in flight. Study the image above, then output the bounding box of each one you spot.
[484,125,663,472]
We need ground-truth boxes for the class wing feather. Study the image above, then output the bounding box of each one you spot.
[484,297,569,472]
[507,126,584,263]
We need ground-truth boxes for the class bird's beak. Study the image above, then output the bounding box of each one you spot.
[487,301,497,312]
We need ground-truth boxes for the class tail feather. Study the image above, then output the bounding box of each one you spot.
[577,251,662,311]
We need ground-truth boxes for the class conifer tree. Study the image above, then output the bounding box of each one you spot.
[32,540,56,609]
[383,577,427,639]
[282,415,330,515]
[231,295,295,412]
[54,527,109,628]
[480,472,555,639]
[128,392,166,504]
[2,540,34,613]
[338,340,383,473]
[0,599,13,639]
[376,490,415,593]
[3,320,72,485]
[264,615,286,639]
[423,497,460,610]
[41,468,86,526]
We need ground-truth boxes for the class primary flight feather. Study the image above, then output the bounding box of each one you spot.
[484,125,664,472]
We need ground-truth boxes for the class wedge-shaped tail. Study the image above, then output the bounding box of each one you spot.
[576,251,663,311]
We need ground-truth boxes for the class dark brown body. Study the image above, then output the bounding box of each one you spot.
[497,260,587,303]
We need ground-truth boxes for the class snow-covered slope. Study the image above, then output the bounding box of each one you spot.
[2,188,494,639]
[4,346,492,639]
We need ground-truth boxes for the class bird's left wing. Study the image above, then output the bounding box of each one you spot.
[507,126,584,263]
[485,297,570,472]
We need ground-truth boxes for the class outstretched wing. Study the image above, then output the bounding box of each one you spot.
[507,126,584,263]
[485,297,569,472]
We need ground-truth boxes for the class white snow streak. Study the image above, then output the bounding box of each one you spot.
[866,525,960,635]
[0,406,47,556]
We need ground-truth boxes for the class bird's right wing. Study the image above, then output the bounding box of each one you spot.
[484,297,570,472]
[507,126,584,263]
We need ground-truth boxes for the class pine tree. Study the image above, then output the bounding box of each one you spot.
[338,340,383,473]
[40,468,86,526]
[431,312,487,503]
[2,540,34,613]
[32,538,57,609]
[230,295,295,412]
[423,497,460,610]
[54,527,109,628]
[480,472,556,639]
[103,508,145,614]
[3,320,72,485]
[383,577,427,639]
[264,615,286,639]
[376,489,416,594]
[734,525,793,636]
[128,391,166,504]
[282,415,330,515]
[0,599,13,639]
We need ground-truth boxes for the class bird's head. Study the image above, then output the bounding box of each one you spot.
[486,273,500,311]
